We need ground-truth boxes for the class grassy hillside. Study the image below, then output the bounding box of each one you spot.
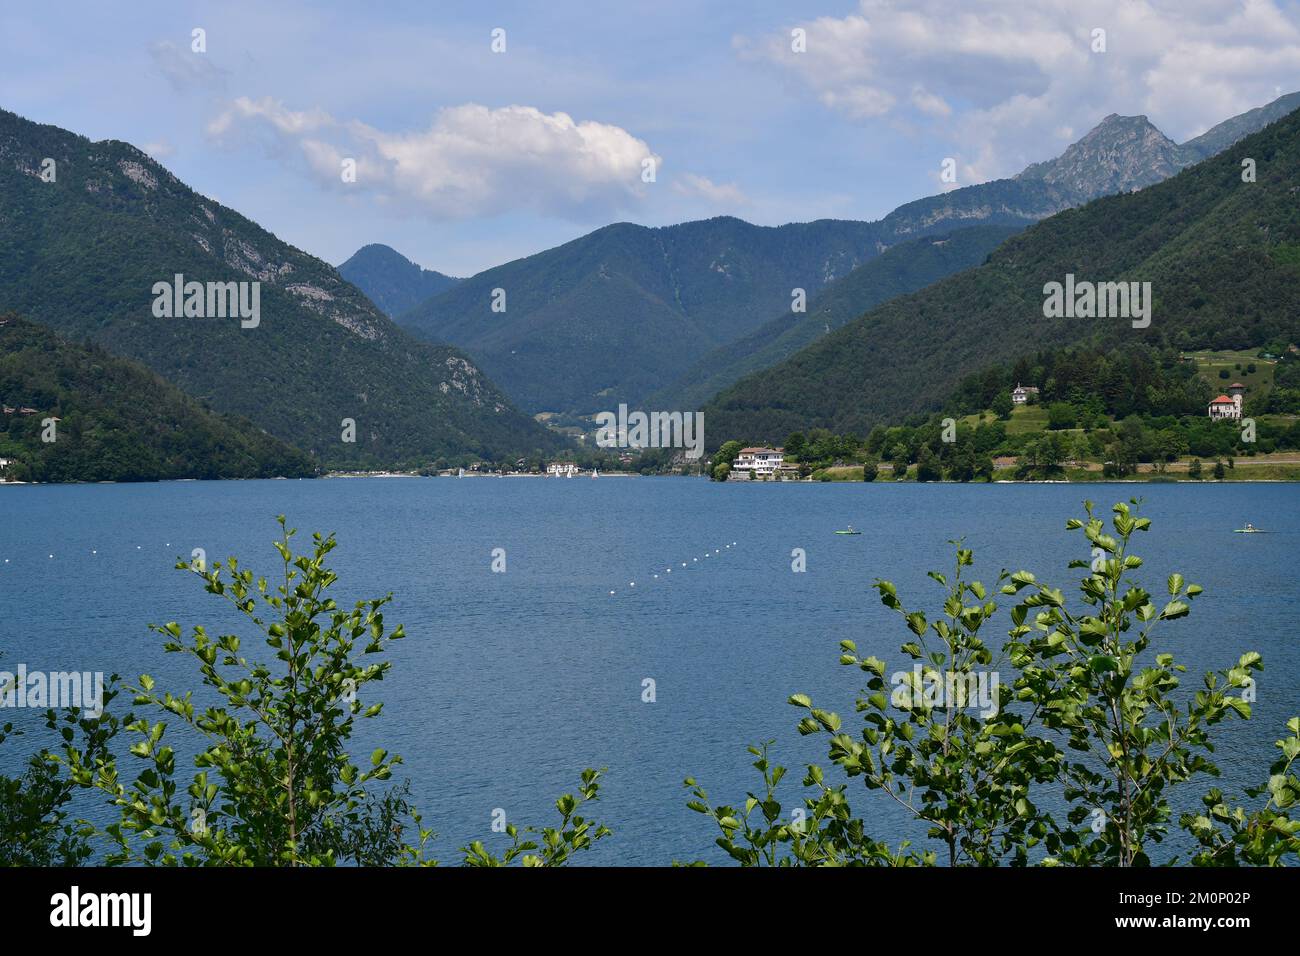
[0,108,563,468]
[702,107,1300,446]
[0,315,315,482]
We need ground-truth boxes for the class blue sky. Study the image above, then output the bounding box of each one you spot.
[3,1,1299,276]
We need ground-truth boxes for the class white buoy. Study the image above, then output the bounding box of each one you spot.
[630,581,635,587]
[609,590,615,595]
[92,550,97,554]
[49,554,53,559]
[681,562,686,567]
[653,574,658,579]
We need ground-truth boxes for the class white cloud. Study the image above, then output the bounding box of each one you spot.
[741,0,1300,181]
[206,97,662,220]
[140,140,175,159]
[672,173,750,208]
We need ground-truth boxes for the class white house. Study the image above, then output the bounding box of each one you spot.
[1011,384,1040,405]
[1208,384,1245,422]
[732,447,784,477]
[546,461,579,477]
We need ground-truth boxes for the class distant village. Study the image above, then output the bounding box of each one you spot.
[430,457,641,478]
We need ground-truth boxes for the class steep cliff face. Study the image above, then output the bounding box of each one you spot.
[1016,114,1186,199]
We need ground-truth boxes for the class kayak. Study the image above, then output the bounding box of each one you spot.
[834,530,862,535]
[1233,528,1267,533]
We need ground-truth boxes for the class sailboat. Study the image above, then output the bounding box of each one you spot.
[592,468,599,479]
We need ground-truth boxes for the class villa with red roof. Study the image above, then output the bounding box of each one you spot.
[1208,383,1246,421]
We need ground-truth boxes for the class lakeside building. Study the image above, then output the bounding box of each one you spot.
[1208,383,1245,421]
[732,447,784,477]
[1011,384,1040,405]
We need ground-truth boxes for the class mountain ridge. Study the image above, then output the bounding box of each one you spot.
[699,104,1300,445]
[0,107,564,468]
[397,92,1300,416]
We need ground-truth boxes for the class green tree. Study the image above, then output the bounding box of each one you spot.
[915,447,942,482]
[687,501,1294,867]
[1047,402,1077,429]
[1002,501,1260,865]
[1182,718,1300,865]
[992,391,1014,420]
[0,672,119,866]
[59,518,607,867]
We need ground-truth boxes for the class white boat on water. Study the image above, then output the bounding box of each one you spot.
[592,468,599,479]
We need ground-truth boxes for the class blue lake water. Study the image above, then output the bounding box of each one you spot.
[1,477,1297,865]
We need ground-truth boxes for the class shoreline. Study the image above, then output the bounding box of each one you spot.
[4,473,1300,487]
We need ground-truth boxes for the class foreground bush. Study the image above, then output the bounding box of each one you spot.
[52,518,607,866]
[687,500,1299,865]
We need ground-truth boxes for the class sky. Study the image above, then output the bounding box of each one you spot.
[3,0,1299,277]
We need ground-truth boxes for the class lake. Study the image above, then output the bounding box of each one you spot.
[1,477,1296,865]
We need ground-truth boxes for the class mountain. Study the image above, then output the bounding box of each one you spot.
[701,106,1300,445]
[1015,114,1185,199]
[338,243,461,317]
[651,225,1023,411]
[399,93,1299,416]
[1180,91,1300,160]
[0,314,315,482]
[399,217,884,414]
[0,108,562,468]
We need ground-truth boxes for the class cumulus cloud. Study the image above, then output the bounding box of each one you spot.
[740,0,1300,181]
[206,97,662,220]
